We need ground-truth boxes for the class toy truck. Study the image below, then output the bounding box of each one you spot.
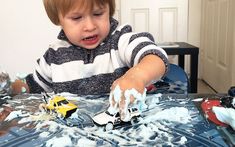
[40,94,77,118]
[92,107,140,131]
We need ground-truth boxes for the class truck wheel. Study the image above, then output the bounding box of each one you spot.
[105,122,113,131]
[57,113,64,119]
[67,121,73,127]
[130,117,138,125]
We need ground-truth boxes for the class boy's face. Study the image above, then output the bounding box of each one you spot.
[59,3,110,49]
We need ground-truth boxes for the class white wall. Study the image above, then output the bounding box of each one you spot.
[0,0,60,78]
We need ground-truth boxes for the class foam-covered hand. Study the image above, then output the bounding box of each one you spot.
[108,55,166,121]
[109,67,146,121]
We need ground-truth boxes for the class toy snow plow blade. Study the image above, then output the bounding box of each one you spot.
[65,108,77,118]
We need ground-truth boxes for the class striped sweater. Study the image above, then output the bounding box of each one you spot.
[26,18,168,95]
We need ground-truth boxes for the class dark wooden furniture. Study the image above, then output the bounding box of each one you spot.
[162,42,199,93]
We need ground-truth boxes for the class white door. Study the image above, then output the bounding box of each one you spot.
[201,0,235,92]
[117,0,188,43]
[114,0,189,69]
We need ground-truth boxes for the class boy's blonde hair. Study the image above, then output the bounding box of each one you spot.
[43,0,115,25]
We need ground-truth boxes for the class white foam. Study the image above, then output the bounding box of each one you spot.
[107,85,121,114]
[192,98,203,102]
[143,107,191,124]
[178,136,187,144]
[76,138,96,146]
[212,106,235,130]
[39,131,50,138]
[4,110,29,121]
[46,135,72,147]
[0,108,4,113]
[26,96,42,100]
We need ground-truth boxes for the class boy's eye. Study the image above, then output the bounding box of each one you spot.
[93,12,103,16]
[71,16,82,20]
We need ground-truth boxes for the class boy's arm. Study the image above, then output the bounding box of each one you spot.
[129,54,166,86]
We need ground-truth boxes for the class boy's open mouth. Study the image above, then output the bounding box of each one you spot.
[82,35,99,45]
[83,35,98,41]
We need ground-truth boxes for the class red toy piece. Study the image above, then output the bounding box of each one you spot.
[201,99,228,127]
[146,84,156,91]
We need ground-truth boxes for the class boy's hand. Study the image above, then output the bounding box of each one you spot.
[108,55,166,121]
[11,79,29,95]
[109,67,146,121]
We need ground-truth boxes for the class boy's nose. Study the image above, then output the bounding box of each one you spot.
[83,17,96,31]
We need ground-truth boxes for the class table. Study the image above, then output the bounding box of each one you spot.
[0,93,233,147]
[161,42,199,93]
